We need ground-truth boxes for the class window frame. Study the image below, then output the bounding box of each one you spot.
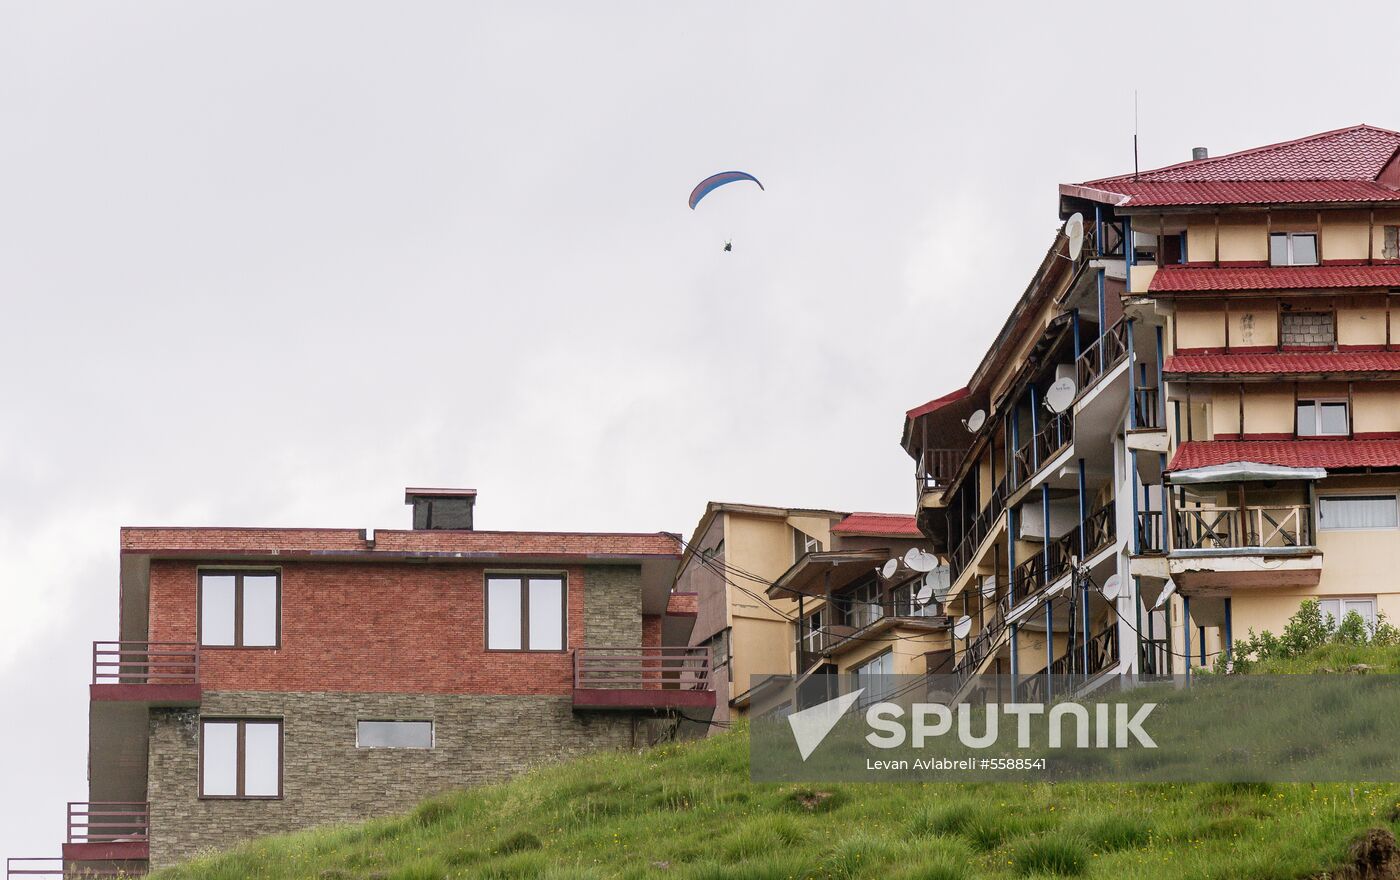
[1295,397,1349,437]
[355,719,435,750]
[483,571,568,653]
[197,568,282,649]
[1269,231,1320,267]
[791,527,822,562]
[198,717,283,800]
[1315,596,1377,632]
[1316,493,1400,531]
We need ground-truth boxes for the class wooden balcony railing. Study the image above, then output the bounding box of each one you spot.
[67,803,148,846]
[1174,504,1313,551]
[572,647,712,691]
[1075,318,1129,394]
[92,642,198,686]
[953,594,1013,684]
[916,448,965,495]
[948,476,1009,581]
[1132,386,1163,430]
[1135,510,1165,554]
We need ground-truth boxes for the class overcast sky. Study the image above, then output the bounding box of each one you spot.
[1,0,1393,860]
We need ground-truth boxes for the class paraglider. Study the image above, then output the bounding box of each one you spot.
[688,171,763,210]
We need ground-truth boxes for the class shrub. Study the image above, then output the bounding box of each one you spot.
[1222,600,1396,672]
[1011,837,1088,876]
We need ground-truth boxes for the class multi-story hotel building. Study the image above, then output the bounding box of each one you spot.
[904,124,1400,695]
[9,489,710,877]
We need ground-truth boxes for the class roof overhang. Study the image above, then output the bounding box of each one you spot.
[767,549,890,600]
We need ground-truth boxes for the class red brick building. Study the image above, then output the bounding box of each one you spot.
[12,489,711,876]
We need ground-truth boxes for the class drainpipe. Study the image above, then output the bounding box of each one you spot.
[1078,459,1089,674]
[1043,483,1053,698]
[1131,452,1141,555]
[1096,269,1107,373]
[1183,594,1192,681]
[1072,308,1082,361]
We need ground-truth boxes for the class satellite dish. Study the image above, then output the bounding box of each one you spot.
[904,548,936,573]
[980,575,998,598]
[953,615,972,639]
[926,566,951,602]
[963,409,987,433]
[1066,213,1085,261]
[915,578,934,604]
[1101,573,1122,602]
[1044,377,1077,414]
[881,558,900,580]
[1152,579,1177,611]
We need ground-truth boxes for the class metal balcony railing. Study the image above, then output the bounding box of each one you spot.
[92,642,198,686]
[1174,504,1313,551]
[572,647,712,691]
[67,802,149,846]
[6,858,146,880]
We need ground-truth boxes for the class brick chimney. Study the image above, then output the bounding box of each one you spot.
[405,488,477,530]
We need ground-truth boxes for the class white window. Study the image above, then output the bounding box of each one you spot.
[1318,495,1399,531]
[839,578,883,630]
[199,571,279,647]
[357,720,434,749]
[792,528,822,561]
[1296,399,1348,437]
[852,652,895,704]
[200,719,281,798]
[1270,232,1319,266]
[486,574,565,651]
[801,608,826,656]
[1316,597,1376,631]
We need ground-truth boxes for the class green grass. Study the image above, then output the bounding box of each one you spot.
[1243,641,1400,674]
[151,645,1400,880]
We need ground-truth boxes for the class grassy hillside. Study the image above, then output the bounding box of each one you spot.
[155,646,1400,880]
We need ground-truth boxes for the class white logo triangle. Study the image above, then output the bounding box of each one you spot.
[786,688,864,761]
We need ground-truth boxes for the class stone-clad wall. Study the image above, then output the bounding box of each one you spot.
[147,691,657,867]
[582,565,642,646]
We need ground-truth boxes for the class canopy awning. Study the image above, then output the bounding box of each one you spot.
[1168,461,1327,485]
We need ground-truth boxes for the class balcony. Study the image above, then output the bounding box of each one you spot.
[90,642,200,706]
[821,587,951,657]
[916,447,965,503]
[1169,503,1322,592]
[1010,412,1073,491]
[571,647,714,711]
[61,802,148,864]
[1075,318,1129,399]
[947,476,1009,581]
[1011,500,1116,613]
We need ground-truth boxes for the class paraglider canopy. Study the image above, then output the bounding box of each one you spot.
[689,171,763,209]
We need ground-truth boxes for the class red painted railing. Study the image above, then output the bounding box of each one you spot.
[7,857,147,879]
[573,647,712,691]
[91,642,198,686]
[67,803,148,845]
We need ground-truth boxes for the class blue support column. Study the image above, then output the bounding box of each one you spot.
[1029,386,1040,470]
[1124,217,1133,295]
[1183,595,1192,681]
[1072,308,1082,361]
[1043,484,1053,698]
[1126,319,1137,429]
[1096,269,1107,372]
[1077,459,1089,673]
[1155,325,1166,427]
[1224,597,1234,667]
[1008,502,1019,683]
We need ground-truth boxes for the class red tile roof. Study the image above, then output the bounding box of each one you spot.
[1166,350,1400,376]
[1150,265,1400,292]
[831,512,923,537]
[1064,125,1400,207]
[121,527,683,559]
[905,386,971,420]
[1168,439,1400,472]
